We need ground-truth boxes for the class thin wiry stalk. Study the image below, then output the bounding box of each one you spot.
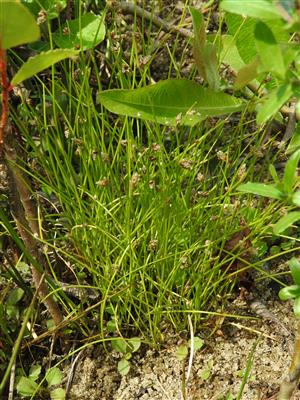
[278,320,300,399]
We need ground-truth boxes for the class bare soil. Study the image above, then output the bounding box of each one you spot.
[67,283,298,400]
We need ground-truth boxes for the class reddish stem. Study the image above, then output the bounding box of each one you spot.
[0,42,9,154]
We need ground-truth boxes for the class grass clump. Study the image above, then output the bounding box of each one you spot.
[10,52,281,343]
[2,0,285,347]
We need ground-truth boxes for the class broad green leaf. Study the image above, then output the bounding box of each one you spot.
[11,49,79,86]
[237,182,283,199]
[7,287,24,305]
[128,337,141,353]
[16,377,39,396]
[29,364,41,382]
[225,14,257,64]
[234,57,260,90]
[220,35,245,72]
[6,304,19,319]
[22,0,66,20]
[279,285,300,300]
[188,337,204,351]
[289,258,300,286]
[0,2,40,49]
[118,358,131,376]
[220,0,282,20]
[294,296,300,317]
[53,13,106,50]
[97,79,243,126]
[287,121,300,154]
[225,14,289,65]
[256,83,293,124]
[112,338,128,354]
[176,344,188,361]
[292,191,300,206]
[273,211,300,234]
[283,149,300,194]
[46,367,63,387]
[50,388,66,400]
[107,319,117,332]
[254,21,285,79]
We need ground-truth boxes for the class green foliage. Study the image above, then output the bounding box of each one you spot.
[176,344,189,361]
[0,1,40,49]
[283,149,300,194]
[53,13,106,50]
[219,35,245,72]
[237,183,283,200]
[238,125,300,319]
[225,14,258,64]
[254,21,285,79]
[96,0,300,128]
[256,83,294,124]
[175,337,204,361]
[220,0,282,21]
[189,337,204,350]
[16,365,65,399]
[17,377,39,397]
[45,367,63,387]
[97,79,243,126]
[189,6,220,90]
[220,1,300,124]
[273,212,300,235]
[3,1,300,393]
[117,358,131,376]
[112,337,141,376]
[11,49,79,86]
[29,365,42,382]
[287,123,300,154]
[279,258,300,318]
[238,149,300,236]
[234,58,260,90]
[50,388,66,400]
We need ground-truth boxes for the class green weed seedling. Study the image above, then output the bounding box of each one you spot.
[111,337,141,376]
[175,336,204,362]
[176,336,204,399]
[16,365,65,400]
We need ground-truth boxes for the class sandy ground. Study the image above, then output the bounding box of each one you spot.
[68,287,298,400]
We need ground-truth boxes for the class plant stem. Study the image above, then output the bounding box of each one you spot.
[0,43,63,326]
[278,320,300,399]
[0,41,8,155]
